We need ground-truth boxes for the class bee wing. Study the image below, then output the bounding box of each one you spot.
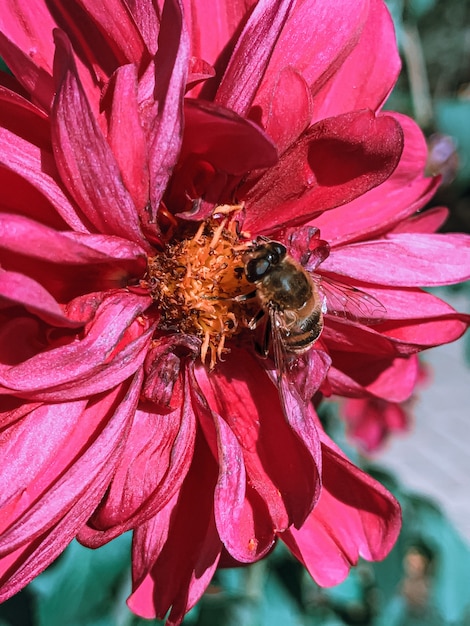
[270,310,330,418]
[267,310,327,524]
[314,275,386,323]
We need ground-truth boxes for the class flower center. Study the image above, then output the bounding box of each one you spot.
[145,206,253,368]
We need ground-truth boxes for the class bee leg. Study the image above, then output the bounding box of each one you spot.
[234,290,257,302]
[247,308,265,330]
[254,315,271,358]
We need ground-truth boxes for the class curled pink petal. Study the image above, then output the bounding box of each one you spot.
[0,268,80,327]
[0,293,153,400]
[312,0,401,119]
[147,0,189,218]
[244,110,404,233]
[315,114,439,245]
[51,31,147,246]
[215,0,295,116]
[321,233,470,286]
[0,373,142,601]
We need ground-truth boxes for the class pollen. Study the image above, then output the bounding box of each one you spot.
[144,208,253,369]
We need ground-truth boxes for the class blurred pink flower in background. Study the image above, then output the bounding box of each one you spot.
[343,395,411,453]
[341,357,430,453]
[0,0,469,623]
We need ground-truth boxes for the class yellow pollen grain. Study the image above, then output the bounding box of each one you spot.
[145,210,252,369]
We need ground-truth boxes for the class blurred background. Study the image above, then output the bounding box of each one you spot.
[1,0,470,624]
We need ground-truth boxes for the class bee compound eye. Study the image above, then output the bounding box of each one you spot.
[264,242,286,265]
[272,243,287,259]
[245,257,270,282]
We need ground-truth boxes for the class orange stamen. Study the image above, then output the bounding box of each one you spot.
[144,207,253,369]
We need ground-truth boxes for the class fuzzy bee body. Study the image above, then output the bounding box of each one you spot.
[243,240,325,354]
[242,236,386,422]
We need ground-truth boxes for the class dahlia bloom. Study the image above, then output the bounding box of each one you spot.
[0,0,469,623]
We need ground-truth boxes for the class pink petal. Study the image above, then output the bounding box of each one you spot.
[192,366,277,562]
[322,319,398,358]
[126,0,160,55]
[187,56,216,90]
[0,213,147,304]
[79,365,197,546]
[0,84,50,148]
[322,295,469,360]
[141,335,200,408]
[379,315,470,349]
[390,205,449,234]
[0,373,141,601]
[196,348,322,532]
[0,293,153,400]
[0,4,55,109]
[0,379,137,546]
[252,66,313,155]
[315,114,439,245]
[283,435,401,586]
[51,31,147,246]
[184,98,278,173]
[168,99,277,216]
[0,213,146,265]
[343,396,409,453]
[147,0,189,219]
[0,400,86,526]
[0,1,56,72]
[0,2,102,111]
[76,0,147,65]
[311,0,401,120]
[212,413,259,561]
[215,0,295,116]
[176,99,278,193]
[321,233,470,286]
[326,349,419,403]
[349,287,470,348]
[361,285,465,320]
[182,0,256,77]
[0,126,88,233]
[244,110,403,234]
[207,399,277,562]
[128,435,222,622]
[0,268,79,327]
[261,0,369,91]
[0,167,68,231]
[108,64,149,213]
[251,1,372,153]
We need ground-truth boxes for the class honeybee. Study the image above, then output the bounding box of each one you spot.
[241,238,385,412]
[243,239,324,355]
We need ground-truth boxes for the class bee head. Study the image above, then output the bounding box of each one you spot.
[243,240,287,283]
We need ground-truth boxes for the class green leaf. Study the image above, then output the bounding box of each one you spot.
[407,0,438,19]
[29,534,136,626]
[408,496,470,624]
[259,566,305,626]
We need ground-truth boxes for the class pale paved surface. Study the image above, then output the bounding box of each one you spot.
[378,293,470,544]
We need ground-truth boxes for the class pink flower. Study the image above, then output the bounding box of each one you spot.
[0,0,469,624]
[343,395,410,453]
[341,358,430,452]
